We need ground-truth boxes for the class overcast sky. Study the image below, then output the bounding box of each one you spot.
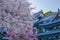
[28,0,60,14]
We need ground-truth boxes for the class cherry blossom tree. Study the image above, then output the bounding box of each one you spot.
[0,0,38,40]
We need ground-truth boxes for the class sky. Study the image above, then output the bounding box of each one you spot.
[28,0,60,14]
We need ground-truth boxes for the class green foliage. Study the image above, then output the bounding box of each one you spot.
[44,11,53,16]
